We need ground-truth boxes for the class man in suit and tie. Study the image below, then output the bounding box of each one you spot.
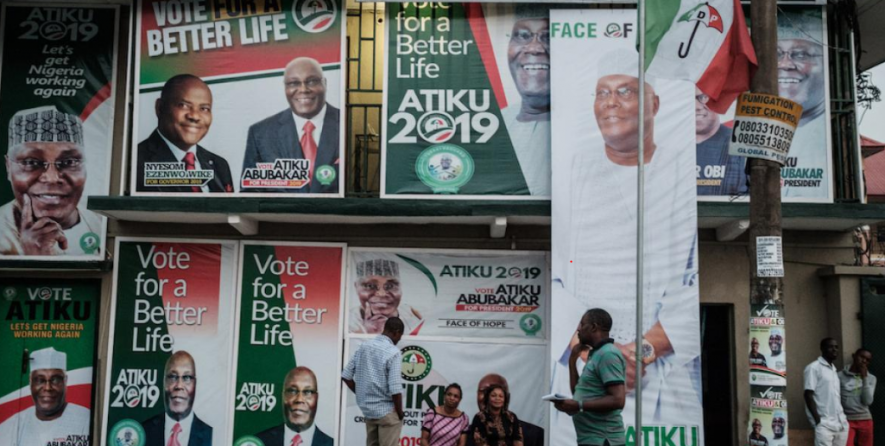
[142,351,213,446]
[136,74,233,193]
[256,366,333,446]
[241,57,340,194]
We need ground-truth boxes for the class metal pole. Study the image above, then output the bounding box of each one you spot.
[635,0,647,445]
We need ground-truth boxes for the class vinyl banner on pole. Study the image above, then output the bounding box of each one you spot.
[103,239,239,446]
[696,6,832,202]
[550,8,704,446]
[0,4,119,259]
[0,279,100,446]
[382,3,552,199]
[341,339,547,446]
[131,0,345,197]
[346,249,548,338]
[232,242,345,446]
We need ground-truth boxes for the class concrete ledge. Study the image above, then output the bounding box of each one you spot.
[817,265,885,277]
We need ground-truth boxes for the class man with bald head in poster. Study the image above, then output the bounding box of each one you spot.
[142,351,213,446]
[500,4,551,196]
[137,74,234,193]
[242,57,340,194]
[256,366,333,446]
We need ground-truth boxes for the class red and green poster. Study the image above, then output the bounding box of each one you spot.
[232,242,345,446]
[131,0,345,197]
[103,238,239,446]
[0,4,119,260]
[0,279,99,446]
[383,4,552,199]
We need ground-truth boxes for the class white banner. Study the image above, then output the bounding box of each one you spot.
[347,249,548,339]
[340,339,547,446]
[550,8,704,446]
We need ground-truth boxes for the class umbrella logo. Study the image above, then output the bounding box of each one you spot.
[400,346,433,381]
[292,0,337,33]
[418,112,456,143]
[677,2,724,58]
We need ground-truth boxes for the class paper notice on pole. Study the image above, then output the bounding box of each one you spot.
[757,236,784,277]
[728,93,803,164]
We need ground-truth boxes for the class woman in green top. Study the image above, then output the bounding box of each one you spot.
[470,384,524,446]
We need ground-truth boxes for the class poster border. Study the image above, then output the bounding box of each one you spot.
[379,4,551,201]
[128,0,347,198]
[100,236,241,446]
[229,240,347,446]
[0,2,120,261]
[697,5,834,204]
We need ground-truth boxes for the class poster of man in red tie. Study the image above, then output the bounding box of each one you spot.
[131,0,344,197]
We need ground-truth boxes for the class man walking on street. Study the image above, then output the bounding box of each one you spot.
[839,348,877,446]
[342,317,405,446]
[804,338,849,446]
[552,308,626,446]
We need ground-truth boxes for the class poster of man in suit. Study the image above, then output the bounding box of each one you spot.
[131,0,344,196]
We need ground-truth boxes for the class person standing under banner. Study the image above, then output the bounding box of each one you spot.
[342,317,405,446]
[552,308,626,446]
[839,348,877,446]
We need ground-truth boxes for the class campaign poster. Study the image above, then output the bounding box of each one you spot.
[340,339,547,446]
[749,304,786,386]
[232,242,345,446]
[347,249,548,338]
[0,4,119,259]
[696,6,832,202]
[550,8,704,446]
[103,238,239,446]
[131,0,345,197]
[382,3,552,199]
[749,385,788,446]
[0,280,99,446]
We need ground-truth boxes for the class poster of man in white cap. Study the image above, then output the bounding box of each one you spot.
[550,8,704,445]
[0,4,119,259]
[0,348,91,446]
[0,280,99,446]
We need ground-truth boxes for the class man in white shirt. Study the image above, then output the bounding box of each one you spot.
[0,347,91,446]
[142,350,213,446]
[136,74,234,193]
[804,337,849,446]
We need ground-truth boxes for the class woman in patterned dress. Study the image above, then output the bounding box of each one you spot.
[421,383,470,446]
[471,384,524,446]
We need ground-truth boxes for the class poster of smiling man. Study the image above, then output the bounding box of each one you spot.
[383,4,553,199]
[131,0,345,197]
[0,4,119,260]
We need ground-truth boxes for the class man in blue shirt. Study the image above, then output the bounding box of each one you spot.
[342,317,405,446]
[553,308,626,446]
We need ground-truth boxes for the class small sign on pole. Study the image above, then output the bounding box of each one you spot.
[729,92,803,164]
[756,236,785,278]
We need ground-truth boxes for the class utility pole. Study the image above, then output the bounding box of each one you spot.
[748,0,788,444]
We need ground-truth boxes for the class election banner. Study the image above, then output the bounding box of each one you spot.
[749,385,788,446]
[696,6,832,202]
[749,304,786,386]
[103,238,239,446]
[0,4,119,259]
[232,242,345,446]
[347,249,548,339]
[340,339,547,446]
[0,279,99,446]
[382,3,552,199]
[131,0,345,197]
[550,8,704,446]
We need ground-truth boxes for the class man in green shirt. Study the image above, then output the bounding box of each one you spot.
[553,308,627,446]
